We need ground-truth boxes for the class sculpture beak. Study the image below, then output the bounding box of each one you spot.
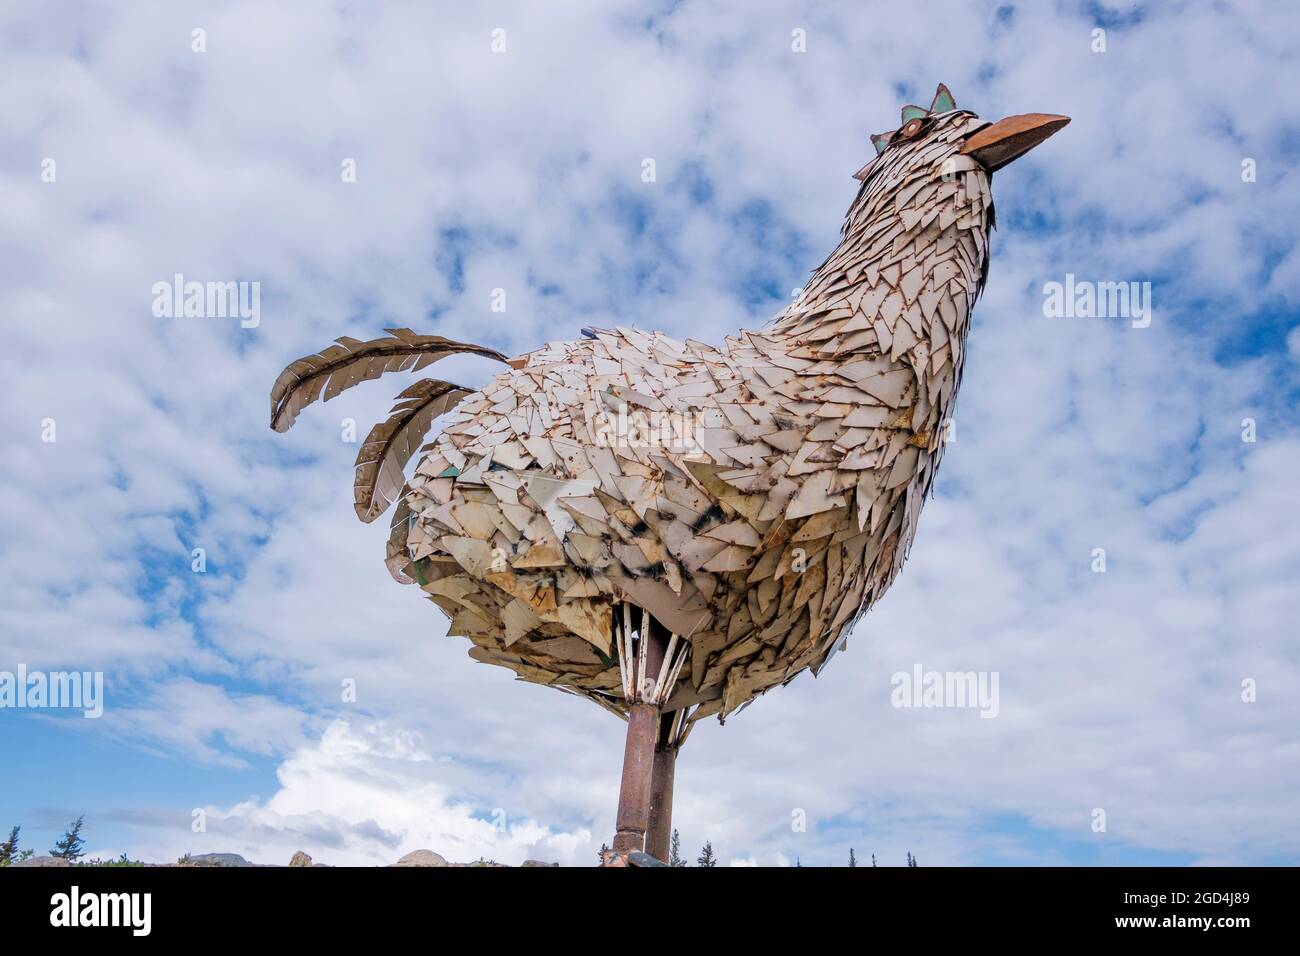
[960,113,1070,172]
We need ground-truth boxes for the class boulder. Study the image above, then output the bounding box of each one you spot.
[393,849,448,867]
[288,851,313,867]
[188,852,252,867]
[626,851,667,868]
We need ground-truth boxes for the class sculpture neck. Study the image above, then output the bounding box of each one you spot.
[766,167,993,365]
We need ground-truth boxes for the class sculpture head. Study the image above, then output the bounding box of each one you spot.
[849,84,1068,232]
[855,83,1068,181]
[829,83,1069,309]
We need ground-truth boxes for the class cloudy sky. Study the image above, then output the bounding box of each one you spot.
[2,0,1297,867]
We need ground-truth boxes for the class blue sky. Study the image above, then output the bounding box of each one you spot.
[1,0,1298,866]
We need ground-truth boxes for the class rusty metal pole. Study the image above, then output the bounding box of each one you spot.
[611,614,668,856]
[611,703,658,854]
[645,712,677,862]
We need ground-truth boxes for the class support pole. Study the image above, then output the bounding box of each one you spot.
[612,701,659,855]
[611,611,668,856]
[645,712,677,862]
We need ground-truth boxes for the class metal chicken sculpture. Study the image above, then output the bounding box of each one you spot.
[271,85,1067,862]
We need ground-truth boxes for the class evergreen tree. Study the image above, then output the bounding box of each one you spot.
[871,853,877,867]
[0,826,18,865]
[796,856,802,867]
[669,829,687,867]
[51,815,86,862]
[848,847,857,867]
[597,842,609,865]
[906,851,918,867]
[696,841,717,867]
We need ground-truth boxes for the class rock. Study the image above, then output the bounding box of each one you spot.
[626,851,667,868]
[188,852,252,867]
[521,859,559,867]
[288,851,313,867]
[393,849,448,867]
[13,855,71,867]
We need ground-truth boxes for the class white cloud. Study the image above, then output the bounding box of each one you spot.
[128,720,593,866]
[106,678,315,768]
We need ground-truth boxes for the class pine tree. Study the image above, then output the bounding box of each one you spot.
[0,826,18,865]
[669,829,686,867]
[848,847,857,867]
[796,856,802,867]
[597,842,609,865]
[871,853,877,867]
[51,816,86,862]
[906,851,918,867]
[696,841,717,867]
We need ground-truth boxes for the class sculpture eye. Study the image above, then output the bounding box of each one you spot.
[899,117,925,139]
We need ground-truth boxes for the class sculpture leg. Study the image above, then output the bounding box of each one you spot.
[611,612,668,856]
[645,713,677,862]
[612,700,660,854]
